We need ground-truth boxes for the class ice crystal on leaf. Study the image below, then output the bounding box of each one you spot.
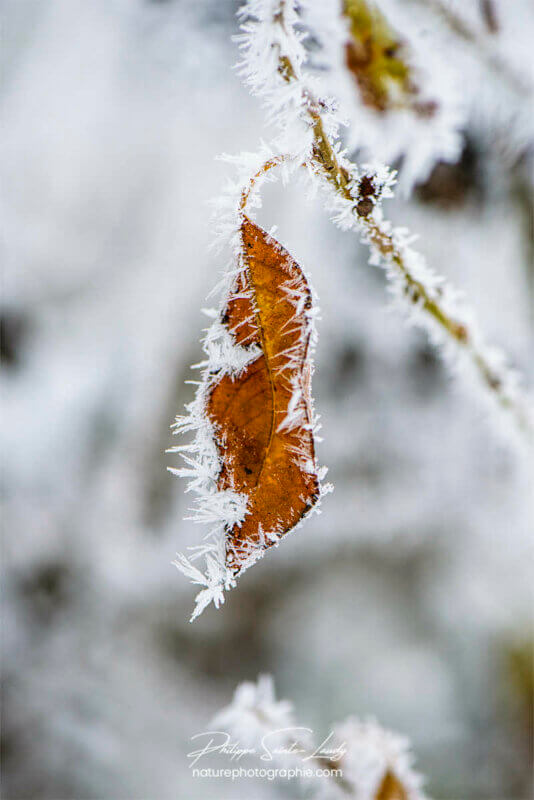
[169,156,329,621]
[333,717,427,800]
[211,675,297,748]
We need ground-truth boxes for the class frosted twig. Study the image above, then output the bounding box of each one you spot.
[236,0,533,443]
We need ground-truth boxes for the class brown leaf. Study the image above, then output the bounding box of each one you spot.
[375,770,409,800]
[207,216,320,574]
[343,0,437,118]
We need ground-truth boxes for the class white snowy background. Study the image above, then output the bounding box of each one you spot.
[1,1,532,798]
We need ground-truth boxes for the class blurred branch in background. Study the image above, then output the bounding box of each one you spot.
[416,0,532,95]
[211,675,427,799]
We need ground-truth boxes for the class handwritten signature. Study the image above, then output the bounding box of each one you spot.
[187,728,347,768]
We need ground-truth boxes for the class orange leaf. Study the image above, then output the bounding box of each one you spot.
[208,216,321,574]
[375,770,409,800]
[170,213,329,619]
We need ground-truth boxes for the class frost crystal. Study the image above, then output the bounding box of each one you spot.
[333,717,427,800]
[211,676,428,799]
[211,675,297,747]
[169,149,329,621]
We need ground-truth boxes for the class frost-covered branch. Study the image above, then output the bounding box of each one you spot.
[211,675,427,799]
[169,1,532,621]
[236,0,534,443]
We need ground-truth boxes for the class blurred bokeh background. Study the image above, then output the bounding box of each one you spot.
[1,1,533,798]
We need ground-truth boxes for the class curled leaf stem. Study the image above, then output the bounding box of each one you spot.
[239,155,293,214]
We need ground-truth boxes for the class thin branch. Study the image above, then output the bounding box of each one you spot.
[238,154,291,212]
[237,0,533,441]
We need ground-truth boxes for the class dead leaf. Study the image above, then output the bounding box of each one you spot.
[343,0,437,118]
[207,216,320,574]
[375,769,409,800]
